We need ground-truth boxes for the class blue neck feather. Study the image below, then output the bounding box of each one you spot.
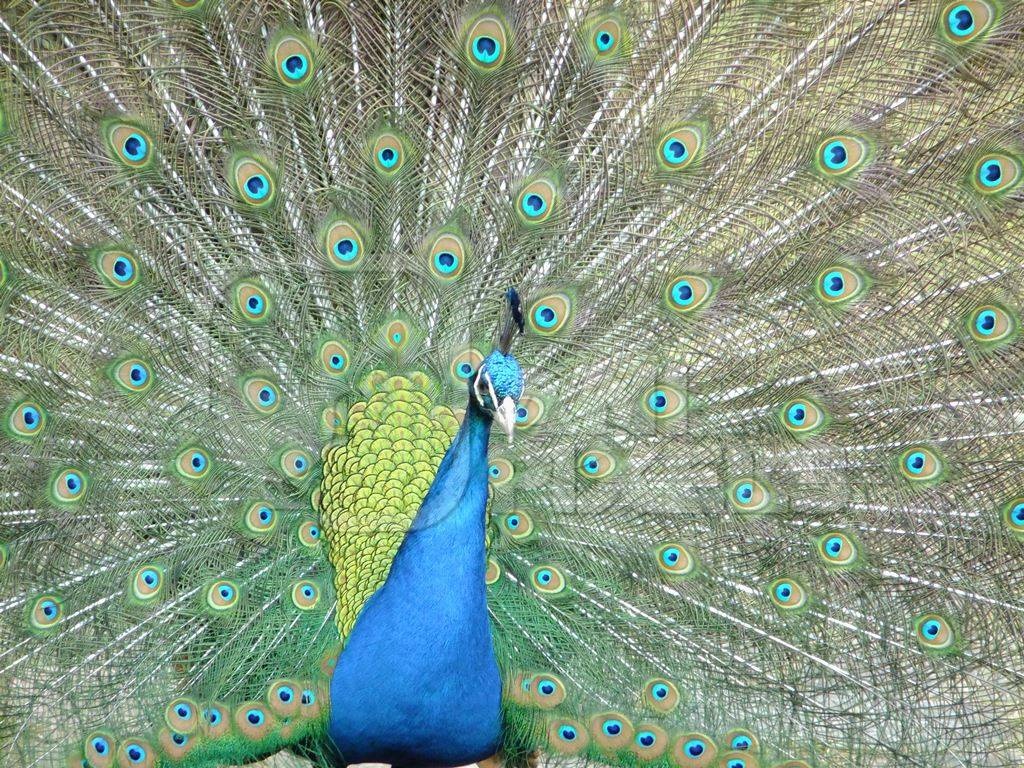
[327,397,503,767]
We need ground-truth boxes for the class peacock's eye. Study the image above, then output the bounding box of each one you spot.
[273,35,314,86]
[685,739,705,756]
[657,126,702,171]
[942,2,996,43]
[816,135,867,175]
[899,445,943,482]
[770,578,807,610]
[466,15,507,70]
[373,133,405,174]
[665,274,714,313]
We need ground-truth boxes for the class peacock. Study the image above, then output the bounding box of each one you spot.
[1,0,1024,766]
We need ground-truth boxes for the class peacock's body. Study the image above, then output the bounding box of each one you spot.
[1,1,1023,767]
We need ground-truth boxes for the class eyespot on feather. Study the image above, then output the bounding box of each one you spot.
[175,448,210,480]
[267,679,302,717]
[723,729,759,753]
[272,34,314,86]
[718,751,758,768]
[279,448,312,480]
[577,449,616,479]
[516,179,557,224]
[643,678,680,712]
[291,579,320,610]
[780,397,826,435]
[726,478,772,513]
[529,674,566,708]
[244,501,277,535]
[665,275,714,313]
[428,233,467,281]
[9,400,46,438]
[105,123,154,169]
[898,445,943,483]
[298,520,322,547]
[589,712,634,751]
[450,348,484,384]
[233,702,275,741]
[657,126,702,170]
[968,304,1016,344]
[816,135,867,176]
[528,292,571,334]
[1003,497,1024,537]
[817,531,858,566]
[644,385,686,419]
[234,281,271,322]
[815,265,868,304]
[29,594,63,631]
[319,339,351,376]
[656,542,696,578]
[530,564,567,596]
[914,613,956,651]
[465,14,508,71]
[547,718,589,754]
[165,698,199,734]
[243,377,281,414]
[157,728,194,761]
[972,153,1020,193]
[632,725,669,760]
[488,458,514,486]
[205,579,239,612]
[231,156,277,206]
[112,359,153,393]
[671,733,717,768]
[323,218,365,269]
[941,2,996,43]
[95,249,140,289]
[769,578,807,610]
[84,732,117,768]
[200,703,230,738]
[130,564,166,602]
[116,737,156,768]
[589,16,624,58]
[501,510,535,542]
[384,319,410,350]
[52,468,87,503]
[373,133,406,174]
[485,558,502,584]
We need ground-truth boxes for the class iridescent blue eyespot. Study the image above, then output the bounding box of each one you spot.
[727,760,746,768]
[735,482,753,502]
[175,703,192,719]
[433,251,458,274]
[648,390,668,413]
[536,568,553,585]
[949,5,975,36]
[91,737,110,754]
[533,304,557,328]
[172,733,187,746]
[205,707,222,725]
[786,403,806,425]
[283,54,308,80]
[123,133,148,162]
[637,731,656,747]
[246,709,264,726]
[905,451,926,474]
[595,30,615,51]
[975,309,997,335]
[125,743,146,764]
[822,270,846,297]
[245,174,270,200]
[247,295,264,314]
[521,193,547,218]
[775,582,793,601]
[333,238,359,263]
[684,739,705,757]
[731,735,752,750]
[377,147,398,169]
[473,35,500,63]
[652,684,669,699]
[822,140,848,170]
[507,514,520,529]
[602,719,623,737]
[661,547,681,567]
[301,690,316,705]
[559,725,577,741]
[277,685,294,703]
[662,138,688,165]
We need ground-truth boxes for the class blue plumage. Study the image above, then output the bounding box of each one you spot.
[328,394,503,767]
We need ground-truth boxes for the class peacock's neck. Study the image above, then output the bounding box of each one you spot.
[326,397,503,766]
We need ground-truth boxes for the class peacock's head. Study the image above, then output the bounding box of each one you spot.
[472,288,525,443]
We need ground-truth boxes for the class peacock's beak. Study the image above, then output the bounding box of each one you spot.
[494,396,516,445]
